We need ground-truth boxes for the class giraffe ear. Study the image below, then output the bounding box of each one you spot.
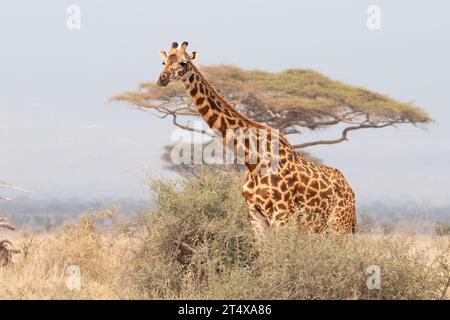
[160,51,168,60]
[189,51,198,61]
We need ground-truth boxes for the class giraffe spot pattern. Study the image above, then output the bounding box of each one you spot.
[178,63,355,236]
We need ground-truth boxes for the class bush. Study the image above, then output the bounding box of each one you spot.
[1,172,449,299]
[130,170,258,298]
[130,172,450,300]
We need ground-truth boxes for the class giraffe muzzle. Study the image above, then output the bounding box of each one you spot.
[157,73,170,87]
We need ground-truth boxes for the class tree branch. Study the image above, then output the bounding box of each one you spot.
[293,122,399,149]
[0,182,31,193]
[112,66,432,155]
[0,182,31,202]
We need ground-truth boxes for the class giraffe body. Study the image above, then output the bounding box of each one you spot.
[242,148,355,237]
[157,42,356,242]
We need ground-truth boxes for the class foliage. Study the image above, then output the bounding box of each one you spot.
[1,173,449,299]
[112,65,432,149]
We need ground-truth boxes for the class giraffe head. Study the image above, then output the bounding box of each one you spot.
[157,41,198,87]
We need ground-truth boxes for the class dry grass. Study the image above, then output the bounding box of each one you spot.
[1,173,449,300]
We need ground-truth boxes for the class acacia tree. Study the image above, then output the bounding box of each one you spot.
[113,65,431,174]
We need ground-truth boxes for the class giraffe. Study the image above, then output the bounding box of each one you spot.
[157,42,356,243]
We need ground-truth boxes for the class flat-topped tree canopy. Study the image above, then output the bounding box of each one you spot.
[113,65,432,149]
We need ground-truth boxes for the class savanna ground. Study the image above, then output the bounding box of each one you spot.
[1,172,449,300]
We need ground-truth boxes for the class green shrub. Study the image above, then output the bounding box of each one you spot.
[3,172,448,299]
[130,172,450,300]
[130,170,258,298]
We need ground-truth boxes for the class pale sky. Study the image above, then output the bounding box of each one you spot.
[0,0,449,207]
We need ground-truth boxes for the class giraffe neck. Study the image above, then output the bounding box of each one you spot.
[180,63,265,135]
[179,63,292,173]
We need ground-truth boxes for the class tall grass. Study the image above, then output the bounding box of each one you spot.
[1,172,449,299]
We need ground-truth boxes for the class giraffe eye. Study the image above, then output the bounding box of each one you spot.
[179,61,186,67]
[162,62,166,65]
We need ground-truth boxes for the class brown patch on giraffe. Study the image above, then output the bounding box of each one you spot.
[270,175,281,186]
[242,190,252,201]
[306,188,317,198]
[190,85,198,96]
[196,97,205,106]
[285,174,296,186]
[272,189,282,201]
[207,97,220,111]
[319,189,333,198]
[199,83,205,95]
[280,167,290,176]
[319,179,328,189]
[260,176,269,184]
[207,113,219,128]
[256,188,270,198]
[219,118,227,135]
[299,173,310,185]
[264,201,273,211]
[286,153,294,162]
[309,180,319,190]
[198,105,209,116]
[296,184,306,194]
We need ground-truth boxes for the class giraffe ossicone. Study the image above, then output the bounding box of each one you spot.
[157,41,356,242]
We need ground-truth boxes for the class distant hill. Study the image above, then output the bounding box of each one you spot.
[1,196,448,231]
[358,201,450,224]
[0,196,147,230]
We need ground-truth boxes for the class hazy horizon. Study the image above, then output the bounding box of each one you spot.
[1,1,449,209]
